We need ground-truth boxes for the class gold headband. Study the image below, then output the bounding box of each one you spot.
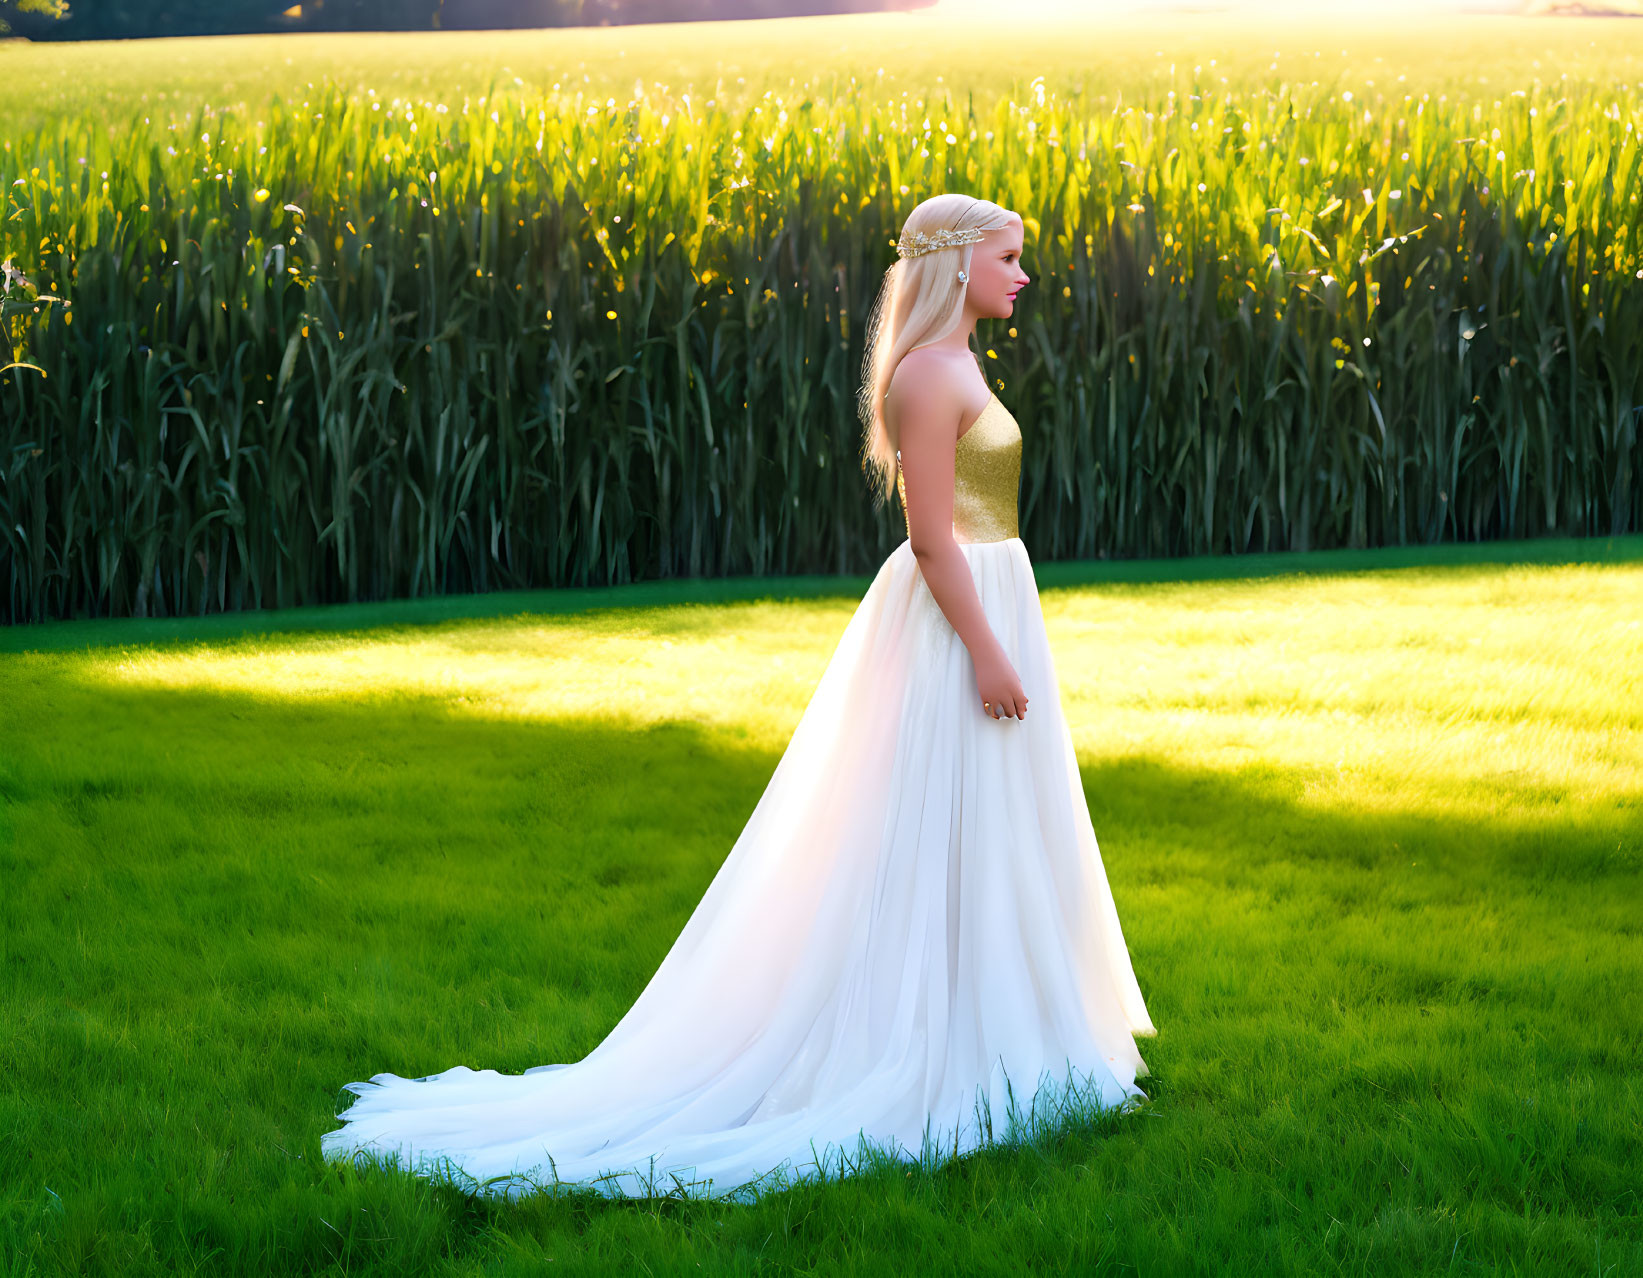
[895,225,986,259]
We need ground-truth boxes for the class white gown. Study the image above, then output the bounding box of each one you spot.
[321,390,1158,1201]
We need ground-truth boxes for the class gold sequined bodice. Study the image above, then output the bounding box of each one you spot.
[895,391,1022,544]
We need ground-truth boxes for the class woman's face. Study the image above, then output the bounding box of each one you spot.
[967,220,1030,320]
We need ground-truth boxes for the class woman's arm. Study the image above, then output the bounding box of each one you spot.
[892,363,1029,720]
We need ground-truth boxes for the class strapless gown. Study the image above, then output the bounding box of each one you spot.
[320,389,1158,1201]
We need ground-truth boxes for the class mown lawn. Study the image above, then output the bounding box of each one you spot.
[2,535,1640,1276]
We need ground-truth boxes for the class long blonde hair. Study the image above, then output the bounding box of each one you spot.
[856,192,1020,506]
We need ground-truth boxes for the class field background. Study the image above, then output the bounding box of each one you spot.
[4,13,1643,623]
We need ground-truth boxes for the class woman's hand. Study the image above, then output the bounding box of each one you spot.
[975,647,1028,721]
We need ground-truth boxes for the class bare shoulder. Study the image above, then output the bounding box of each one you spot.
[885,350,966,449]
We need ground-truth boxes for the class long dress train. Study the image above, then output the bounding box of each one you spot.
[320,388,1158,1201]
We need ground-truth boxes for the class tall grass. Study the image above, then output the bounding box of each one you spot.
[2,21,1641,623]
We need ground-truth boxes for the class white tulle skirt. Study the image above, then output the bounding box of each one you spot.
[321,536,1158,1201]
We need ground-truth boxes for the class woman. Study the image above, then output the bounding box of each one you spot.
[321,192,1158,1202]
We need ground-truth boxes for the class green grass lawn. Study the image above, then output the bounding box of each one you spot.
[2,535,1640,1276]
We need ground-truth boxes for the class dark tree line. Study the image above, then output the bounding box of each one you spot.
[0,0,923,39]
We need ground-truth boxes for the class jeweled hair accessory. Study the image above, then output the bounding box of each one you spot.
[896,224,987,259]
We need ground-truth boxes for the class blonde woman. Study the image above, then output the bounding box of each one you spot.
[322,193,1157,1202]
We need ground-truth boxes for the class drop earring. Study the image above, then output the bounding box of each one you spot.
[957,269,969,283]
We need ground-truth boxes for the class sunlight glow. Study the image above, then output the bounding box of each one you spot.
[926,0,1516,14]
